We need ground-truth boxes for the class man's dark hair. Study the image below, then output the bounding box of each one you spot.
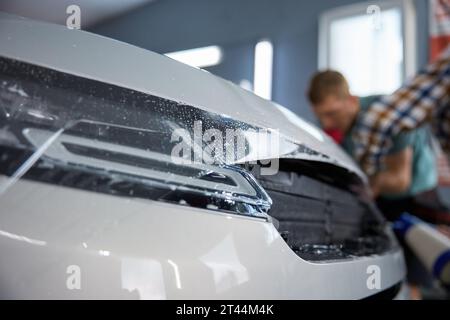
[307,70,350,105]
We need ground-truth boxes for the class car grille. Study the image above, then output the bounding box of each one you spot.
[253,159,394,261]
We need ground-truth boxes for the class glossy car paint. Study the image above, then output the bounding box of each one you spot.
[0,178,405,299]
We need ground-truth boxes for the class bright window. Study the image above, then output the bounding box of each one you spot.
[253,40,273,100]
[165,46,223,69]
[319,0,416,96]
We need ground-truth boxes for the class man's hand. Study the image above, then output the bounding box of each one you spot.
[369,147,413,198]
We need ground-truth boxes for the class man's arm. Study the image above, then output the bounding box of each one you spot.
[354,47,450,175]
[369,147,413,198]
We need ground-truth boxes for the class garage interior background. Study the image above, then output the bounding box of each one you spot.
[1,0,444,198]
[93,0,429,124]
[0,0,429,122]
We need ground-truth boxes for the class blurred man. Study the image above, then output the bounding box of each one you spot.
[306,70,449,224]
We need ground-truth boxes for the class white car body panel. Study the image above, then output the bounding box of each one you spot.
[0,178,405,299]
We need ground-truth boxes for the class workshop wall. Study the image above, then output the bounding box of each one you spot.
[91,0,429,123]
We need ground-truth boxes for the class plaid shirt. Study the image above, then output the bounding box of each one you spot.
[353,47,450,176]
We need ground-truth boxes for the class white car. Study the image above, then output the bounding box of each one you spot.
[0,12,406,299]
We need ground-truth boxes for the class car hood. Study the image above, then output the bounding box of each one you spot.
[0,12,366,183]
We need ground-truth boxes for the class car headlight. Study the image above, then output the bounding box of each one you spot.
[0,57,271,220]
